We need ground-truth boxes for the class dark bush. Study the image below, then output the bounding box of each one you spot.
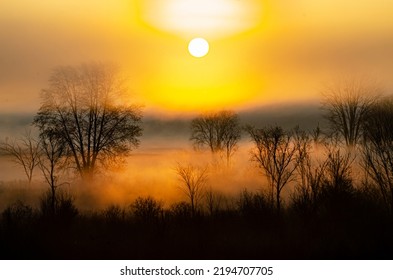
[237,189,273,220]
[102,205,125,223]
[2,200,35,228]
[169,202,193,220]
[130,196,163,223]
[39,190,78,222]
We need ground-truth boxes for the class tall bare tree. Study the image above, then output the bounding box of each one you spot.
[0,130,40,184]
[322,77,380,147]
[175,163,208,216]
[293,128,319,206]
[190,110,241,166]
[37,130,67,215]
[362,97,393,214]
[247,126,301,214]
[33,63,143,180]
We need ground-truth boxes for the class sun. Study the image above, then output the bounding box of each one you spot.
[188,38,209,58]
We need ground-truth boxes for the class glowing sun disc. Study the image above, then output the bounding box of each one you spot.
[188,38,209,57]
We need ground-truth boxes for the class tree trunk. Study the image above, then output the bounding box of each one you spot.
[51,183,56,216]
[276,186,281,215]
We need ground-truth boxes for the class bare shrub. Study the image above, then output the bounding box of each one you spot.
[130,196,163,223]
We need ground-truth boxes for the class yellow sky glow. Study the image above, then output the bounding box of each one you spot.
[127,0,268,112]
[1,0,393,114]
[137,0,263,39]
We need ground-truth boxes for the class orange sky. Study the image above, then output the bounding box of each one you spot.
[1,0,393,114]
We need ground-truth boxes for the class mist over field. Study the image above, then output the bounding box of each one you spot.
[0,102,323,211]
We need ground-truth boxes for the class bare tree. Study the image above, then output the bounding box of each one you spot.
[175,163,208,216]
[0,130,40,184]
[322,77,380,147]
[33,63,143,180]
[292,158,327,213]
[293,128,323,207]
[247,126,300,214]
[292,142,354,214]
[311,123,325,147]
[190,110,241,166]
[362,97,393,214]
[204,186,223,216]
[37,129,67,215]
[131,196,164,223]
[325,147,353,186]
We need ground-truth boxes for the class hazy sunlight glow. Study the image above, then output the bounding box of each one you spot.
[137,0,263,38]
[130,0,265,112]
[188,38,209,58]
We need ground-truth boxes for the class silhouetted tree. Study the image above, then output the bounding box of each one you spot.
[362,97,393,214]
[37,129,67,215]
[33,63,143,180]
[247,126,301,214]
[204,186,223,216]
[322,78,380,147]
[175,163,208,216]
[39,190,78,222]
[311,123,325,147]
[237,189,273,219]
[131,196,163,223]
[0,130,40,184]
[2,201,35,229]
[320,147,354,198]
[293,160,327,213]
[292,138,355,215]
[292,128,325,212]
[190,110,241,166]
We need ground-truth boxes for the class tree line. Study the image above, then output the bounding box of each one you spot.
[1,63,393,220]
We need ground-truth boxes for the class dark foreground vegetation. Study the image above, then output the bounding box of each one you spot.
[0,186,392,260]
